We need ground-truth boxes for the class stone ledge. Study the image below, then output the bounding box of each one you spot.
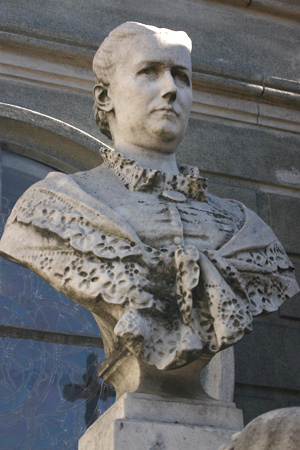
[0,102,102,152]
[79,393,244,450]
[94,392,243,429]
[1,140,78,174]
[181,118,300,189]
[2,38,300,135]
[208,0,300,21]
[0,102,105,171]
[0,19,97,50]
[81,419,238,450]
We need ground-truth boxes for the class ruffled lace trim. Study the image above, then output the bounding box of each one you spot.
[100,147,207,202]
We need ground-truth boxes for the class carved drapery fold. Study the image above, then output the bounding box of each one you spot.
[1,163,298,370]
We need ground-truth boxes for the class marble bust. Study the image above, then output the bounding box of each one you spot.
[0,22,298,397]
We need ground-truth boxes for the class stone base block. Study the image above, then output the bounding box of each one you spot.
[79,393,244,450]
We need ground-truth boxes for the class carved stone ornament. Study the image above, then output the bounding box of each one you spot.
[218,407,300,450]
[0,22,298,399]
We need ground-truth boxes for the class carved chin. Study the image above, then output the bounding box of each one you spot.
[155,123,183,143]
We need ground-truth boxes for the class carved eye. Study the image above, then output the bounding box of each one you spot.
[137,65,160,76]
[172,69,191,86]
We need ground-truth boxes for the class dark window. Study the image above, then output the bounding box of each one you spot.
[0,151,115,450]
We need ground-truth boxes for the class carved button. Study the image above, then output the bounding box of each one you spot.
[173,236,183,245]
[161,190,186,203]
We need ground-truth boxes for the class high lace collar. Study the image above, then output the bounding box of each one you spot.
[100,147,207,202]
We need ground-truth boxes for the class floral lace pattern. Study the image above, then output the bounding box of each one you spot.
[100,147,208,201]
[1,163,298,370]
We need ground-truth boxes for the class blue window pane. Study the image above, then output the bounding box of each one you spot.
[0,337,115,449]
[0,151,102,336]
[0,257,102,336]
[0,152,116,448]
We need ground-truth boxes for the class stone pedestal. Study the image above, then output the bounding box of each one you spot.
[79,392,244,450]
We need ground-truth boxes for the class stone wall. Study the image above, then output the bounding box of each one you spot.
[1,0,299,424]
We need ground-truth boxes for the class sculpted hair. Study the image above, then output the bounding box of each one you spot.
[92,22,192,140]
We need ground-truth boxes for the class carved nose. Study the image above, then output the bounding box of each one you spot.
[161,72,177,102]
[163,91,177,103]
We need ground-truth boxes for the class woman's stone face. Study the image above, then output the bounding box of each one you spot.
[108,34,193,153]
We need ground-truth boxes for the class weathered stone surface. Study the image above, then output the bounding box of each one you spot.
[234,384,300,425]
[280,259,300,319]
[0,22,298,404]
[4,78,300,188]
[179,118,300,188]
[250,0,300,21]
[0,1,299,441]
[1,145,298,394]
[200,347,235,402]
[256,193,300,254]
[234,315,300,391]
[79,392,244,450]
[208,180,258,212]
[218,407,300,450]
[2,0,300,81]
[280,292,300,319]
[80,420,234,450]
[0,102,103,172]
[0,78,102,140]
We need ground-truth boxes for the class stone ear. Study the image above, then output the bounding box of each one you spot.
[93,84,113,112]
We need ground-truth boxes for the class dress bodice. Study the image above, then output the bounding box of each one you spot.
[0,147,297,370]
[72,149,244,252]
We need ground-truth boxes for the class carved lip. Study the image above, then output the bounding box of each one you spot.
[153,107,179,116]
